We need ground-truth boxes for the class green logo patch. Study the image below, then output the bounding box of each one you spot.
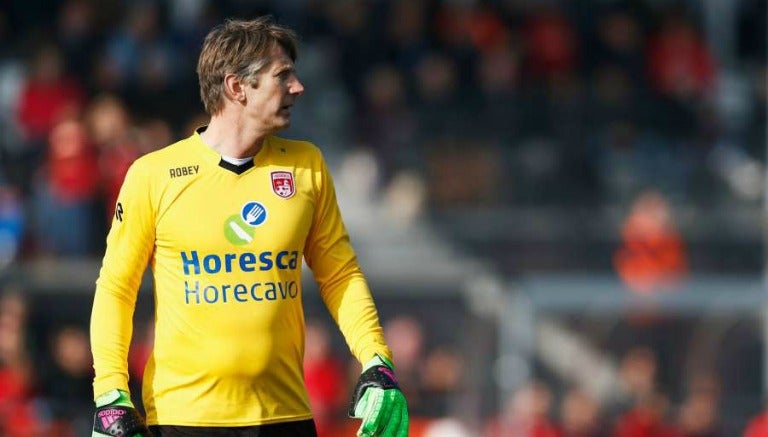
[224,214,255,245]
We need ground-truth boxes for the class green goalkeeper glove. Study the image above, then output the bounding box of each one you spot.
[349,355,409,437]
[92,389,152,437]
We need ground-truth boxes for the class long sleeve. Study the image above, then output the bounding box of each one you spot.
[90,160,156,399]
[304,155,392,364]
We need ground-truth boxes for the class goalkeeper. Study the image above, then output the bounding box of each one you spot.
[90,16,407,437]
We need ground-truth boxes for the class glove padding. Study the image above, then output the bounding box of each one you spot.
[93,405,151,437]
[92,389,152,437]
[349,355,409,437]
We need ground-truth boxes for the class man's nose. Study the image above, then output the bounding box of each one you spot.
[290,78,304,96]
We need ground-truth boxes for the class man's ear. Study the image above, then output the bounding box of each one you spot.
[224,74,246,102]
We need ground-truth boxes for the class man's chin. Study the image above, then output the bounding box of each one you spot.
[265,118,290,133]
[277,116,292,129]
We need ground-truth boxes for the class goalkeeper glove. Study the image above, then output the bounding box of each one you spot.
[349,355,409,437]
[92,389,152,437]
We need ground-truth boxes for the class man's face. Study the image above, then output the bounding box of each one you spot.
[244,45,304,133]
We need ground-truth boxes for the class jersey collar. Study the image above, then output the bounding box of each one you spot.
[193,126,270,175]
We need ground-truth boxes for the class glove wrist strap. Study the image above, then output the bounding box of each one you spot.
[362,354,395,372]
[349,356,400,417]
[95,389,134,408]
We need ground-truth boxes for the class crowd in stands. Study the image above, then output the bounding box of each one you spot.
[0,0,764,262]
[0,282,764,436]
[0,0,765,435]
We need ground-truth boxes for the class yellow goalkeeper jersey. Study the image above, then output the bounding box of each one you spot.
[91,129,392,426]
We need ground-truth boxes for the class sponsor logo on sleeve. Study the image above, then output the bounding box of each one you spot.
[115,202,124,222]
[169,165,200,178]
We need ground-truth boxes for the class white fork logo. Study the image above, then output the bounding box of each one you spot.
[242,201,267,226]
[247,204,264,223]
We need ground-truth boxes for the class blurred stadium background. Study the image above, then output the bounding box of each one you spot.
[0,0,765,435]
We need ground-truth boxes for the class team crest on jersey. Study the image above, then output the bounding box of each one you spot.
[271,171,295,199]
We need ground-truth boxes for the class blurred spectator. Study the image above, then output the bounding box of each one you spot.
[16,42,83,143]
[646,10,716,101]
[434,2,509,57]
[135,116,173,155]
[386,0,430,73]
[383,315,425,413]
[614,189,688,294]
[355,64,418,184]
[32,119,102,256]
[587,6,646,129]
[745,406,768,437]
[484,380,560,437]
[166,0,215,57]
[609,346,660,417]
[413,52,466,137]
[0,179,24,269]
[303,319,346,437]
[39,324,94,436]
[101,0,186,124]
[477,38,520,96]
[414,44,509,207]
[56,0,100,81]
[590,7,646,89]
[426,138,503,208]
[420,346,464,417]
[476,40,521,145]
[102,0,176,90]
[588,65,638,132]
[84,94,141,221]
[323,0,381,101]
[560,387,607,437]
[0,289,47,436]
[613,391,681,437]
[676,372,723,437]
[521,6,579,83]
[590,120,692,202]
[13,42,83,195]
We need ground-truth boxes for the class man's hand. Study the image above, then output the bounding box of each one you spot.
[92,389,152,437]
[349,355,408,437]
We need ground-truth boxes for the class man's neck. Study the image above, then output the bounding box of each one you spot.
[200,114,271,158]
